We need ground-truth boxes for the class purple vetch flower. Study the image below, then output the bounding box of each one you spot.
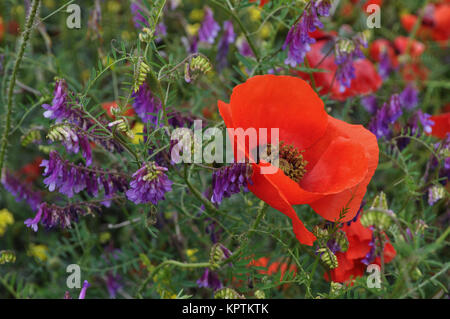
[378,51,393,80]
[106,272,123,299]
[42,79,72,121]
[48,124,93,166]
[282,0,330,67]
[399,84,419,110]
[417,111,434,134]
[196,268,223,291]
[132,82,162,125]
[155,22,167,40]
[131,1,148,29]
[326,238,341,254]
[41,151,128,198]
[126,162,172,205]
[79,280,90,299]
[198,7,220,44]
[1,170,42,210]
[43,79,123,155]
[217,20,236,69]
[237,38,254,57]
[24,201,102,231]
[211,163,253,205]
[369,93,404,139]
[334,37,366,92]
[426,133,450,184]
[361,95,378,114]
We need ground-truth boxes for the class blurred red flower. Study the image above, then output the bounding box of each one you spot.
[19,157,44,183]
[218,75,379,245]
[249,0,270,7]
[429,109,450,139]
[101,101,135,119]
[401,3,450,44]
[325,218,396,283]
[298,39,382,101]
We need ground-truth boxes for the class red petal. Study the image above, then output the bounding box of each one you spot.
[307,117,379,222]
[228,75,328,150]
[249,164,317,246]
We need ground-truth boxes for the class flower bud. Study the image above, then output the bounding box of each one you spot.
[214,288,245,299]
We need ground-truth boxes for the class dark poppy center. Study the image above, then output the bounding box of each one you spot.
[259,142,308,183]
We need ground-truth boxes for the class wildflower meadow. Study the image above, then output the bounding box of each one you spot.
[0,0,449,304]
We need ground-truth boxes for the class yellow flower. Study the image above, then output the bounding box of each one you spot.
[0,209,14,236]
[189,9,204,22]
[259,23,272,39]
[249,7,262,22]
[186,23,200,36]
[131,122,144,144]
[99,232,111,244]
[186,248,198,262]
[43,0,55,9]
[28,244,48,262]
[107,0,121,13]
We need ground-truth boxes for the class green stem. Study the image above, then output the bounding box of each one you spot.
[209,0,260,61]
[0,0,41,180]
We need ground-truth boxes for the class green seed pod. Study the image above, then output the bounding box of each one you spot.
[335,230,349,252]
[21,129,42,147]
[209,243,230,270]
[184,55,212,83]
[312,225,329,239]
[134,60,150,92]
[0,250,16,264]
[410,267,423,281]
[214,288,245,299]
[360,192,393,229]
[330,281,343,296]
[317,247,338,269]
[254,290,265,299]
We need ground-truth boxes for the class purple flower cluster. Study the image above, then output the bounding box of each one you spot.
[211,163,253,205]
[399,84,419,110]
[42,79,72,121]
[25,201,102,232]
[131,1,148,29]
[361,95,378,114]
[217,20,236,69]
[132,83,162,125]
[283,0,331,67]
[41,151,128,198]
[361,230,377,265]
[49,125,93,166]
[334,36,367,92]
[198,7,220,44]
[197,268,223,291]
[1,170,42,210]
[369,94,403,139]
[126,162,172,205]
[42,79,122,163]
[378,51,394,80]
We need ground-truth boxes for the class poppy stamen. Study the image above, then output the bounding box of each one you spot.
[261,142,308,183]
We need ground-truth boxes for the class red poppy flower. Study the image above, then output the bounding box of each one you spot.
[249,0,270,7]
[401,61,429,83]
[101,101,135,119]
[369,39,399,68]
[19,157,44,183]
[401,3,450,44]
[429,112,450,139]
[298,40,382,101]
[393,36,426,58]
[218,75,379,246]
[249,257,297,280]
[325,218,396,283]
[0,17,4,42]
